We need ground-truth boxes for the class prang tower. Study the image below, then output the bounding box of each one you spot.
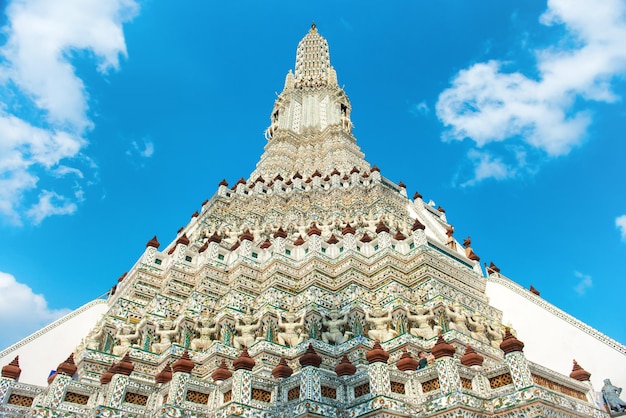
[0,24,619,418]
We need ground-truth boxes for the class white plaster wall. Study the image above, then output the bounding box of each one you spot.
[486,277,626,391]
[0,299,108,386]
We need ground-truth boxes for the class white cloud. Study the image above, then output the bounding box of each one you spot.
[0,0,138,225]
[26,190,78,225]
[126,138,155,164]
[0,271,71,348]
[460,149,516,187]
[409,101,430,117]
[436,0,626,183]
[574,271,593,296]
[616,215,626,240]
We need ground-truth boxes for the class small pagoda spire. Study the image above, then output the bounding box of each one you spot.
[56,353,77,377]
[176,233,190,246]
[396,348,419,371]
[272,357,293,379]
[500,328,524,354]
[240,229,254,242]
[569,360,591,381]
[299,343,322,368]
[327,234,339,244]
[211,359,233,382]
[260,238,272,249]
[233,347,256,371]
[274,227,288,239]
[208,231,222,243]
[146,235,160,249]
[366,340,390,364]
[1,356,21,380]
[411,218,425,231]
[431,334,455,359]
[375,220,390,234]
[116,352,134,376]
[172,350,195,373]
[100,362,116,385]
[335,353,356,376]
[293,235,306,246]
[360,232,372,243]
[341,223,356,235]
[155,362,172,384]
[461,344,484,367]
[307,222,322,236]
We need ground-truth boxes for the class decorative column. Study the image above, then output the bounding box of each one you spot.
[431,335,461,394]
[164,350,194,408]
[41,354,78,409]
[0,357,21,404]
[461,344,490,396]
[396,349,419,398]
[330,168,341,188]
[210,360,232,410]
[298,344,322,402]
[411,218,427,248]
[376,221,392,249]
[273,228,287,254]
[231,347,255,405]
[500,329,533,390]
[342,223,357,251]
[307,223,322,253]
[217,179,229,197]
[370,166,381,183]
[143,236,160,264]
[101,353,134,410]
[239,230,254,258]
[366,341,391,397]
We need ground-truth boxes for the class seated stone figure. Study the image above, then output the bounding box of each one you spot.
[445,302,469,334]
[603,379,626,413]
[322,310,352,344]
[152,316,184,354]
[191,311,219,351]
[233,314,263,349]
[114,318,146,356]
[277,310,307,347]
[407,305,441,340]
[486,322,504,349]
[365,306,397,342]
[467,314,489,344]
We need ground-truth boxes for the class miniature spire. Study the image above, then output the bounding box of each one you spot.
[500,328,524,354]
[366,340,390,364]
[431,334,456,359]
[56,353,77,377]
[233,347,256,371]
[116,352,134,376]
[271,357,293,379]
[299,343,322,368]
[211,359,233,382]
[461,344,484,367]
[1,356,21,380]
[146,235,160,249]
[172,350,195,373]
[335,353,356,376]
[396,348,419,371]
[155,362,173,384]
[569,360,591,381]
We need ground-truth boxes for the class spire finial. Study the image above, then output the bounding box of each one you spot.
[311,22,317,32]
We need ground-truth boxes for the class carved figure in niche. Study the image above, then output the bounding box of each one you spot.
[86,323,106,350]
[152,316,184,354]
[277,310,308,347]
[322,310,353,344]
[486,322,504,349]
[603,379,626,412]
[365,306,398,342]
[467,314,489,344]
[445,303,469,334]
[114,318,147,356]
[407,305,441,340]
[234,314,263,349]
[190,311,219,351]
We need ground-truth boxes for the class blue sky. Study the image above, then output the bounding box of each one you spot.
[1,0,625,349]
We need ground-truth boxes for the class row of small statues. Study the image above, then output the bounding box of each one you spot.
[86,302,506,355]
